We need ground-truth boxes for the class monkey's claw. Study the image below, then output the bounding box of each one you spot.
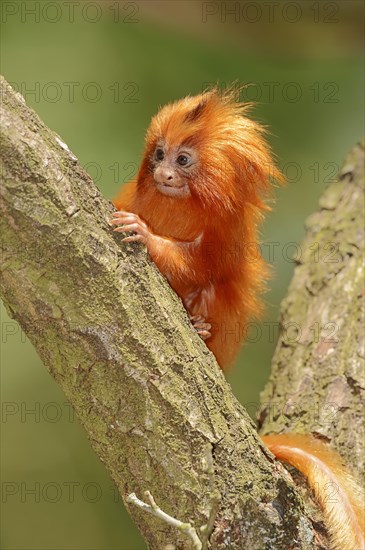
[189,314,212,341]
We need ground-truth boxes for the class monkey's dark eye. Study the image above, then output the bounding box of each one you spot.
[177,154,189,166]
[155,148,164,161]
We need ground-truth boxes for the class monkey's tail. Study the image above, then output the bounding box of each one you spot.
[261,433,365,550]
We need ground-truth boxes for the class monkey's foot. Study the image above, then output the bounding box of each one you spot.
[189,314,211,341]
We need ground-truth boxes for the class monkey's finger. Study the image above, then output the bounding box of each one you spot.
[113,222,140,232]
[112,211,138,219]
[112,210,133,216]
[196,329,211,341]
[113,223,143,232]
[121,235,145,243]
[189,314,206,324]
[113,227,139,234]
[110,217,126,226]
[194,322,212,331]
[111,215,139,225]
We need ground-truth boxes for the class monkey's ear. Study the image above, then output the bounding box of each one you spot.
[184,100,207,123]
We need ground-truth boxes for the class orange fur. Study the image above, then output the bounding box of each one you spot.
[262,434,365,550]
[114,88,284,368]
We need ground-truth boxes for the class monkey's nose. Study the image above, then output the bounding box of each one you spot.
[155,166,174,184]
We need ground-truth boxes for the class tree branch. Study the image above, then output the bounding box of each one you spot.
[0,77,317,548]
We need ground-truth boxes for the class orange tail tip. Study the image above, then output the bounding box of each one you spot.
[262,433,365,550]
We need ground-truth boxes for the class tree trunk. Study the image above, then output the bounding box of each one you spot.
[259,142,365,483]
[0,75,363,549]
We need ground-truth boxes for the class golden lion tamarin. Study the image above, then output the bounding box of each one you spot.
[113,88,283,369]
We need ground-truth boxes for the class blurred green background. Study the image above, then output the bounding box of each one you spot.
[1,1,364,549]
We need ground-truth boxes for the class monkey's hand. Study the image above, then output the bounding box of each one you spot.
[111,211,153,245]
[111,210,206,288]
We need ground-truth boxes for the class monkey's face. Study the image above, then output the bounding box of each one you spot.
[150,141,198,199]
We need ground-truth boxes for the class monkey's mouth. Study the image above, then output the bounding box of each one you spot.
[161,182,177,188]
[155,181,190,198]
[159,183,185,189]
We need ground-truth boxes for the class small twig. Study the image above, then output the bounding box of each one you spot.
[127,490,202,550]
[200,495,220,544]
[126,446,220,549]
[199,444,221,548]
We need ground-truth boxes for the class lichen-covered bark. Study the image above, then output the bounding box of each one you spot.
[0,76,317,548]
[259,142,365,484]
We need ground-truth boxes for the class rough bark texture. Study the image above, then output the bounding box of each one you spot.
[259,142,365,484]
[0,74,363,549]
